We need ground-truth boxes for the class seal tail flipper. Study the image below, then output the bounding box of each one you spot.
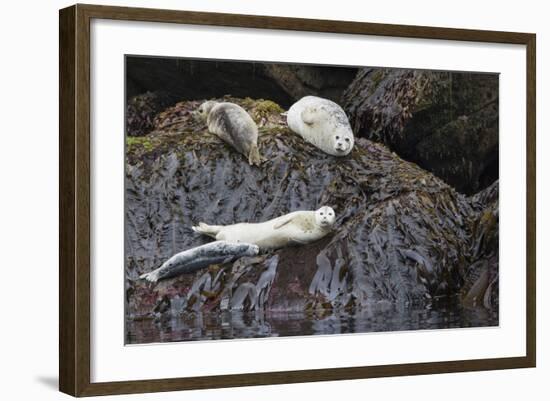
[140,270,160,284]
[248,144,262,166]
[192,222,221,238]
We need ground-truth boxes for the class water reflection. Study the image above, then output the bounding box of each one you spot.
[126,302,498,344]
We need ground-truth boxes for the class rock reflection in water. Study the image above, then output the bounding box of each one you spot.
[126,302,498,344]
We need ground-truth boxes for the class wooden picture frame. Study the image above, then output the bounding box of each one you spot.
[59,3,536,397]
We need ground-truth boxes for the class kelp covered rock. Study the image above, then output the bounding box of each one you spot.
[125,98,498,321]
[126,91,177,137]
[461,180,499,308]
[341,68,499,194]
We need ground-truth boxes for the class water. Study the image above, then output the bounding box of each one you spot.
[126,302,498,344]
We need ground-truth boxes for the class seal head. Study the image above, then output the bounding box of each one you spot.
[196,100,218,121]
[332,128,354,155]
[314,206,336,229]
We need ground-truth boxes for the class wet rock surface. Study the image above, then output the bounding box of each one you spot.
[342,68,499,194]
[125,98,499,337]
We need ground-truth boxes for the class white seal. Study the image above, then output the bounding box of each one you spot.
[287,95,355,156]
[192,206,336,251]
[197,101,262,166]
[139,241,259,283]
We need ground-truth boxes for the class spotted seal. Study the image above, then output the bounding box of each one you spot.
[287,96,354,156]
[139,241,260,283]
[197,101,262,166]
[192,206,336,251]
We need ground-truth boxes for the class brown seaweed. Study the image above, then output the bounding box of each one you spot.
[125,97,498,323]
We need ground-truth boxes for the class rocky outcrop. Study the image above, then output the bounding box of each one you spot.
[342,68,499,194]
[126,57,357,110]
[126,57,295,107]
[261,64,358,104]
[461,180,499,308]
[125,98,498,321]
[126,91,177,137]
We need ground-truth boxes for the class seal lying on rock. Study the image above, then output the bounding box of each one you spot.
[287,95,355,156]
[140,241,259,283]
[197,100,262,166]
[192,206,336,251]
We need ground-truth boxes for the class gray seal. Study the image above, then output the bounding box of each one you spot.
[197,101,262,166]
[140,241,260,283]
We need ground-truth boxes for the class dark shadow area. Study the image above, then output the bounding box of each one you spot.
[126,56,358,109]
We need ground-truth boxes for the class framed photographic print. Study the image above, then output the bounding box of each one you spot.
[59,4,536,397]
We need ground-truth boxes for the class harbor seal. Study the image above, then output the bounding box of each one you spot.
[287,96,355,156]
[197,101,262,166]
[192,206,336,251]
[139,241,259,283]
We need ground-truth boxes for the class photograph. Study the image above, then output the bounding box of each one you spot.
[1,0,544,398]
[124,56,499,344]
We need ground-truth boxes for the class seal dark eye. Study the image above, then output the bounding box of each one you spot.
[345,138,350,142]
[320,212,324,215]
[335,136,340,140]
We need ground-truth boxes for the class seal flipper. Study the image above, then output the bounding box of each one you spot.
[301,107,317,125]
[221,255,237,265]
[192,222,222,239]
[288,237,308,245]
[273,216,296,230]
[248,143,262,166]
[140,270,161,283]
